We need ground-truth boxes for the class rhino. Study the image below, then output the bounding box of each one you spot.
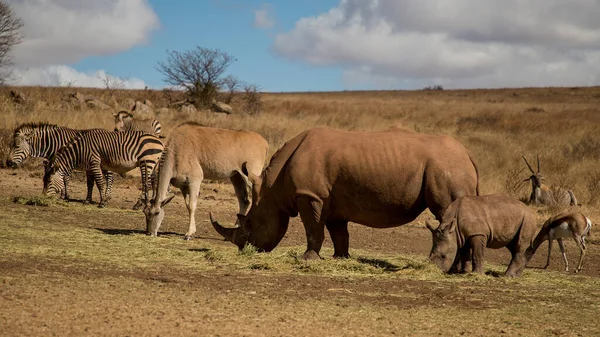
[211,127,480,260]
[427,194,538,277]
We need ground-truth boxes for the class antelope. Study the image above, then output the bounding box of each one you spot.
[522,155,577,207]
[525,211,592,273]
[144,122,268,240]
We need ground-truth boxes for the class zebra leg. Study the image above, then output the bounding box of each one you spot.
[91,163,108,208]
[104,171,114,203]
[84,171,94,205]
[63,174,71,201]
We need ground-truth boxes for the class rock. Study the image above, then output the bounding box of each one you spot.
[179,104,196,113]
[121,168,141,178]
[9,89,27,104]
[72,92,87,104]
[211,100,234,114]
[155,107,170,116]
[122,98,135,110]
[86,99,112,110]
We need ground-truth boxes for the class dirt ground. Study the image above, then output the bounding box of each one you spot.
[1,167,600,336]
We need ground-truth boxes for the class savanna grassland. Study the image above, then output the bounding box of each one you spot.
[1,86,600,336]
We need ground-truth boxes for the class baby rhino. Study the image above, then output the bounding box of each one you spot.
[427,195,537,277]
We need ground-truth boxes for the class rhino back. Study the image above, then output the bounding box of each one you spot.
[279,128,477,226]
[454,195,533,248]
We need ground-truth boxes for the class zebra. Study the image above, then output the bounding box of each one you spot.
[113,111,163,137]
[7,122,110,203]
[44,130,164,209]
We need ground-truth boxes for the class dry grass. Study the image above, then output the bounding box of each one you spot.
[2,198,600,336]
[2,85,600,217]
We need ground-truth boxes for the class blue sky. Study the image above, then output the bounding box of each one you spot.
[73,0,341,92]
[9,1,600,91]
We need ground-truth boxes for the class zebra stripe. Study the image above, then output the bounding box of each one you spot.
[45,130,164,208]
[8,123,84,166]
[121,118,162,136]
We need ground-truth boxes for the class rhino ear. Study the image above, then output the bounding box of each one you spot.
[425,220,437,233]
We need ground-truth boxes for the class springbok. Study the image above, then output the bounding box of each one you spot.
[144,122,268,240]
[522,155,577,207]
[526,211,592,273]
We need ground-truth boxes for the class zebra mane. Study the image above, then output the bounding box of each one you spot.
[13,122,60,138]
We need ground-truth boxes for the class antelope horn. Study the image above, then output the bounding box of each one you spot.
[536,154,540,173]
[209,212,245,248]
[522,156,535,174]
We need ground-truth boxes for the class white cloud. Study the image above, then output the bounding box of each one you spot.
[6,0,158,88]
[254,4,275,29]
[9,0,159,67]
[274,0,600,89]
[14,66,147,89]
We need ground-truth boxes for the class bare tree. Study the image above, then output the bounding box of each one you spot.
[0,1,23,85]
[242,83,263,115]
[98,72,125,97]
[156,47,236,107]
[222,75,241,104]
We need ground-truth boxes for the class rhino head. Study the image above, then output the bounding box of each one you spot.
[210,203,289,252]
[211,169,289,252]
[426,219,459,272]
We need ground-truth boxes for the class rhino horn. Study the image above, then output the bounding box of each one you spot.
[210,212,246,248]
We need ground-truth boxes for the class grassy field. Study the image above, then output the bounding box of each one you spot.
[1,86,600,336]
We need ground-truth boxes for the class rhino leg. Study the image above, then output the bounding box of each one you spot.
[469,235,486,274]
[326,220,350,258]
[504,238,528,277]
[297,196,325,260]
[459,245,472,273]
[505,250,527,277]
[448,245,466,274]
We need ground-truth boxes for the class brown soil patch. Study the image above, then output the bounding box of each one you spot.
[2,168,600,336]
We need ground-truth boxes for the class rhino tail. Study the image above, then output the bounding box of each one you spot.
[467,150,480,196]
